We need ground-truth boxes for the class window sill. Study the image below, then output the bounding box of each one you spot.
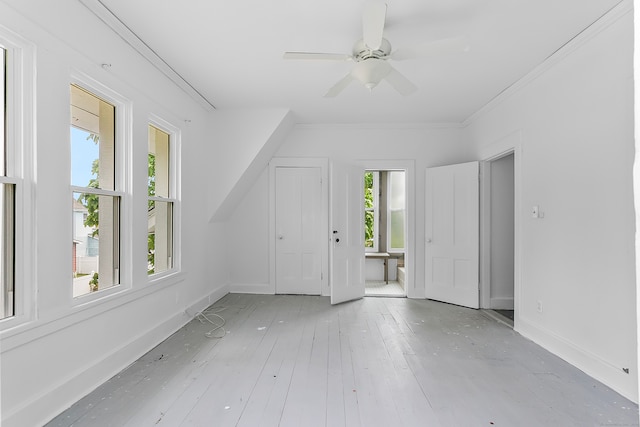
[0,271,186,353]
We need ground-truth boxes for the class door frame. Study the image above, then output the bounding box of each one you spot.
[479,131,522,327]
[358,159,415,298]
[269,157,329,295]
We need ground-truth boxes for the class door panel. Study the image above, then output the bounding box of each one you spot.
[425,161,479,308]
[275,167,322,295]
[330,161,364,304]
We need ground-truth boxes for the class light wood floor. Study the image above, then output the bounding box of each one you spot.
[48,294,639,427]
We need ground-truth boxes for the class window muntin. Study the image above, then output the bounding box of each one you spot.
[71,84,120,297]
[364,171,379,252]
[148,125,174,275]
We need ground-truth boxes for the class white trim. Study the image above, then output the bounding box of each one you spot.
[294,122,464,131]
[0,25,36,331]
[518,315,637,402]
[632,0,640,407]
[1,271,188,351]
[269,157,329,296]
[147,115,182,280]
[2,284,228,427]
[478,131,522,328]
[71,185,125,197]
[78,0,215,112]
[69,72,134,304]
[229,283,273,295]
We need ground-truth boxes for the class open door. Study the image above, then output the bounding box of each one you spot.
[330,161,365,305]
[425,161,479,309]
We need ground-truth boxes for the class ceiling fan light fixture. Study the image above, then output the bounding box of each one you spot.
[352,58,391,91]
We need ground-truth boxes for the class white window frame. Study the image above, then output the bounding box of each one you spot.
[147,114,180,281]
[365,170,379,253]
[0,27,35,330]
[70,73,132,305]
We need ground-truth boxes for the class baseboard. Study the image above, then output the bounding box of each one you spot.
[5,286,229,427]
[230,283,274,294]
[490,297,514,310]
[517,316,638,403]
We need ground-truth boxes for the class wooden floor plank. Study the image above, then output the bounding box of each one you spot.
[46,295,639,427]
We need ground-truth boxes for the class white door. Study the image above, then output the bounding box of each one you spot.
[425,161,479,308]
[330,161,365,305]
[275,167,323,295]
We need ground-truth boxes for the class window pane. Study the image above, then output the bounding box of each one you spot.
[70,85,115,190]
[148,125,169,198]
[0,184,14,319]
[0,48,5,176]
[389,171,405,250]
[148,200,173,275]
[73,192,120,297]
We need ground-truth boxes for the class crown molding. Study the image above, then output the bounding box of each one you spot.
[462,0,632,127]
[293,121,465,131]
[79,0,216,112]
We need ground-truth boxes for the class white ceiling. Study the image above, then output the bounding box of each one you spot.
[97,0,622,124]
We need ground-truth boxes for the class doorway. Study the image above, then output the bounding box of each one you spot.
[481,152,515,324]
[364,169,407,297]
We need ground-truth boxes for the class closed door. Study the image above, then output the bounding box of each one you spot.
[425,161,479,308]
[275,167,323,295]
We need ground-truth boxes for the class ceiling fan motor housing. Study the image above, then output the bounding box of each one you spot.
[353,38,392,62]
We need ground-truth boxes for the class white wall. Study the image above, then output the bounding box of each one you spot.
[468,7,637,401]
[227,167,270,288]
[0,1,228,425]
[226,125,474,297]
[207,108,294,222]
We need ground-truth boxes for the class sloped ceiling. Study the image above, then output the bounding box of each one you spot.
[95,0,622,124]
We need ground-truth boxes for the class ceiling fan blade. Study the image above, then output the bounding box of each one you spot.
[391,36,470,61]
[283,52,352,61]
[324,73,356,98]
[362,1,387,50]
[384,66,417,96]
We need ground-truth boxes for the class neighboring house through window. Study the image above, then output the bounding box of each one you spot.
[70,84,120,297]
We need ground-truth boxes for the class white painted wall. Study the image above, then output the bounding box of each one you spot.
[207,108,294,222]
[226,125,474,297]
[0,2,228,426]
[489,154,515,309]
[468,8,637,401]
[227,167,270,289]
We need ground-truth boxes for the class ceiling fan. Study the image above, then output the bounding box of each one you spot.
[283,1,468,97]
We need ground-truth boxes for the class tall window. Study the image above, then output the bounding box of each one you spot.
[0,47,15,319]
[387,171,405,252]
[71,84,120,297]
[364,171,379,252]
[148,124,174,275]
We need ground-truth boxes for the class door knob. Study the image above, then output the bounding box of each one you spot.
[426,238,432,243]
[278,234,284,240]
